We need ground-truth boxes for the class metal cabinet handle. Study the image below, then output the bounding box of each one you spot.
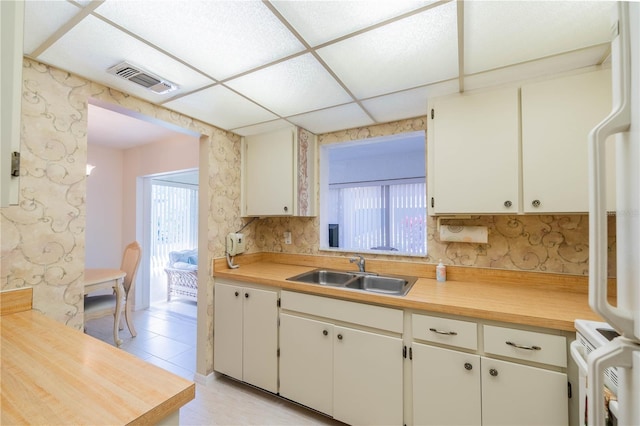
[531,199,541,208]
[489,368,498,377]
[284,206,289,212]
[245,292,249,298]
[504,200,512,208]
[464,362,473,371]
[429,328,458,336]
[337,334,343,340]
[323,330,328,336]
[234,291,239,297]
[506,341,541,351]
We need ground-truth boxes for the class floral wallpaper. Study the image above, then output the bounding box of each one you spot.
[255,118,617,277]
[0,58,242,375]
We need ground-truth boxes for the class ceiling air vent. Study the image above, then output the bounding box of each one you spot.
[107,61,178,95]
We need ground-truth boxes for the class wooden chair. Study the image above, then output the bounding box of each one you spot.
[84,241,142,339]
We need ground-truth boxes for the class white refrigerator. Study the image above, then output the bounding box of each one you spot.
[587,1,640,425]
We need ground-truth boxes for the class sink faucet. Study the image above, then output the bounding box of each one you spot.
[349,255,366,272]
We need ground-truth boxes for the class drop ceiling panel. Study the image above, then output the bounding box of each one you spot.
[464,1,613,74]
[465,45,610,92]
[225,53,353,117]
[231,119,295,137]
[164,85,278,130]
[271,0,436,46]
[36,15,214,104]
[287,103,374,135]
[362,81,459,123]
[23,1,81,54]
[94,1,305,81]
[317,2,458,99]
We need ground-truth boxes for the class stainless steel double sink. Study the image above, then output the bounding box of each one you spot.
[286,268,417,296]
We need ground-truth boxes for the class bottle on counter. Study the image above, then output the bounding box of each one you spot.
[436,260,446,282]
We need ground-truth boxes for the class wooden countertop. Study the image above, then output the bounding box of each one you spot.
[213,253,608,332]
[1,289,195,425]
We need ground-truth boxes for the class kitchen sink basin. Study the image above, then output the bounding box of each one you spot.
[286,269,417,296]
[345,275,413,295]
[286,269,356,286]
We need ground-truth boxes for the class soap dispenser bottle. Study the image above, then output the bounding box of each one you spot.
[436,260,446,282]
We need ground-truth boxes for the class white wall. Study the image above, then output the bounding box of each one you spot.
[86,144,124,268]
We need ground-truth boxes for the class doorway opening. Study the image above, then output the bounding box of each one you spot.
[147,170,199,318]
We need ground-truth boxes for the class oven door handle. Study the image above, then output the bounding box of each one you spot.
[570,340,588,375]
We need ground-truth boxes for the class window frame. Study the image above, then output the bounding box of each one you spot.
[318,131,427,257]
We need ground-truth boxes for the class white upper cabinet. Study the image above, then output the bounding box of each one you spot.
[521,68,614,213]
[429,87,520,214]
[241,126,316,217]
[428,68,613,215]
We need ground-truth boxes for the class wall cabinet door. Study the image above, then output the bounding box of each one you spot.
[521,69,614,213]
[412,343,481,426]
[333,325,403,426]
[481,358,568,426]
[213,282,278,393]
[279,313,333,415]
[429,87,520,214]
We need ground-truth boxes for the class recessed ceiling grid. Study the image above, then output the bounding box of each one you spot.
[23,0,613,135]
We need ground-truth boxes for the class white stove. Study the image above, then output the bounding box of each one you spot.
[575,319,621,394]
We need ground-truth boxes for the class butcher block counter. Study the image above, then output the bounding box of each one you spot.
[213,253,610,332]
[1,288,195,425]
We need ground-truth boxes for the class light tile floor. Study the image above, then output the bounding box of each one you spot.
[85,299,343,426]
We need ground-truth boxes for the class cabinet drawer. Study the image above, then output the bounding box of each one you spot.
[412,314,477,350]
[483,325,567,367]
[281,290,403,333]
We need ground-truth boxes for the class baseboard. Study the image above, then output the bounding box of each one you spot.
[193,371,215,385]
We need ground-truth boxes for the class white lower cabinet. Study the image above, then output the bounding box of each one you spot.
[412,343,481,425]
[279,291,404,425]
[213,281,278,393]
[411,315,569,426]
[279,313,333,415]
[481,358,568,426]
[333,325,403,426]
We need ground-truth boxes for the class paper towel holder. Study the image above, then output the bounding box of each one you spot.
[436,215,472,232]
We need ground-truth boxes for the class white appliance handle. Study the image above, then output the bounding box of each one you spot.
[570,340,589,374]
[587,337,635,426]
[588,1,634,335]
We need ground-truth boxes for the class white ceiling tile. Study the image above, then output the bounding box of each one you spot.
[37,15,214,104]
[23,0,81,54]
[164,86,278,130]
[317,2,458,99]
[464,45,611,92]
[231,120,295,137]
[94,1,304,80]
[362,81,459,122]
[464,1,612,74]
[225,53,353,117]
[288,104,374,135]
[271,0,436,46]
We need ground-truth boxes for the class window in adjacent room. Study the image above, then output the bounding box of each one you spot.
[319,131,427,256]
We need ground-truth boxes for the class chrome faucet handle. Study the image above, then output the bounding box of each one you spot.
[349,255,366,272]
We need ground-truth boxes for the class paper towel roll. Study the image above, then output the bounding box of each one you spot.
[439,225,488,243]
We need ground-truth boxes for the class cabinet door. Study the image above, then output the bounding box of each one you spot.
[213,283,243,380]
[242,287,279,393]
[412,343,480,426]
[243,127,295,216]
[430,87,519,214]
[481,358,568,426]
[333,326,403,426]
[521,69,614,212]
[279,314,333,415]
